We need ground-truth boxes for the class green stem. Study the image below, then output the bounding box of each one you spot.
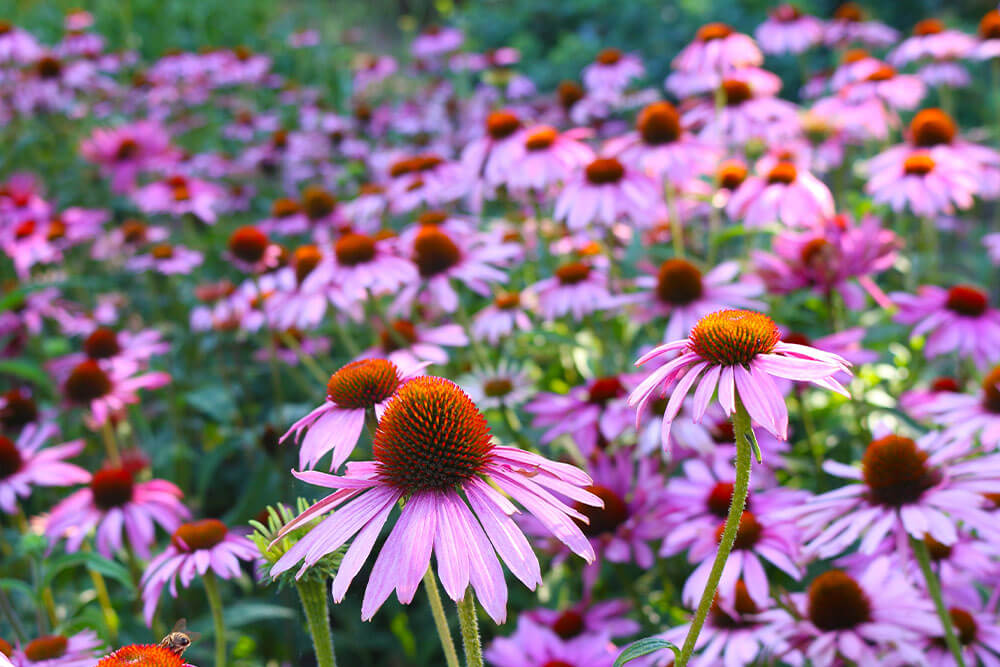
[0,587,26,643]
[88,567,119,640]
[910,536,966,667]
[203,571,228,667]
[295,578,338,667]
[675,398,753,667]
[101,419,121,467]
[456,590,483,667]
[280,331,329,385]
[664,184,685,259]
[423,570,460,667]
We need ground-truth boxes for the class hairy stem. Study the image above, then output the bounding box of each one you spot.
[910,536,966,667]
[456,590,483,667]
[676,398,753,666]
[423,569,460,667]
[202,571,228,667]
[295,578,338,667]
[100,419,121,467]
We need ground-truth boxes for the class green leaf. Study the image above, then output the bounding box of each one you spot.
[0,577,38,600]
[614,637,679,666]
[42,552,136,594]
[0,359,55,394]
[221,601,295,628]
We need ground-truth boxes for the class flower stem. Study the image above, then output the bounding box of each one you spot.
[675,398,753,667]
[456,590,483,667]
[910,535,966,667]
[0,587,26,643]
[280,331,329,385]
[295,578,338,667]
[203,571,228,667]
[423,569,460,667]
[88,567,119,640]
[664,183,685,259]
[100,419,121,467]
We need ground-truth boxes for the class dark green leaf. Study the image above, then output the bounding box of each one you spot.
[614,637,679,667]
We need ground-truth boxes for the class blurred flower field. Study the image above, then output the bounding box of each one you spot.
[2,1,1000,666]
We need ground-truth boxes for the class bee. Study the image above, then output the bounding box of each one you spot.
[159,619,201,657]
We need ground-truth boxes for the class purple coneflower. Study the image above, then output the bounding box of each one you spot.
[282,358,424,471]
[126,243,204,275]
[13,631,103,667]
[45,465,189,558]
[554,157,659,231]
[726,161,834,229]
[61,359,170,428]
[755,5,824,55]
[528,260,617,322]
[79,121,177,193]
[0,424,88,514]
[892,284,1000,368]
[141,518,256,624]
[582,48,644,97]
[358,318,468,369]
[673,23,762,72]
[525,599,639,640]
[903,366,1000,449]
[630,309,850,448]
[889,19,975,67]
[471,292,532,345]
[824,3,900,47]
[485,619,617,667]
[525,376,633,457]
[271,376,600,623]
[132,174,225,224]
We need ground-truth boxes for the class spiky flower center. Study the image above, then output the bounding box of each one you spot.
[555,261,592,285]
[64,360,112,403]
[709,581,759,629]
[945,284,988,317]
[373,377,493,492]
[380,320,418,353]
[482,378,514,398]
[121,219,148,244]
[486,110,521,140]
[637,102,682,145]
[552,610,585,639]
[575,485,629,537]
[558,80,584,110]
[494,292,520,310]
[706,482,739,518]
[950,608,978,645]
[655,258,704,305]
[766,161,798,185]
[925,534,953,561]
[981,366,1000,413]
[911,109,956,147]
[862,435,940,507]
[150,244,175,260]
[833,2,865,22]
[171,518,228,551]
[772,4,803,21]
[807,570,872,631]
[115,138,140,161]
[293,245,322,284]
[584,158,625,185]
[718,161,748,190]
[335,232,377,266]
[0,436,23,480]
[722,80,753,106]
[913,18,945,36]
[418,210,448,226]
[326,359,401,409]
[697,22,734,41]
[980,10,1000,39]
[689,310,780,367]
[413,227,461,277]
[588,377,625,405]
[1,389,37,430]
[302,185,336,220]
[903,153,935,176]
[91,467,135,510]
[595,47,623,65]
[0,638,11,657]
[271,197,301,218]
[24,635,68,660]
[97,644,186,666]
[525,126,558,151]
[228,226,269,264]
[715,511,763,550]
[84,328,120,360]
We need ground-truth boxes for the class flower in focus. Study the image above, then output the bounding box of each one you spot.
[630,309,850,448]
[892,284,1000,368]
[13,631,103,667]
[96,643,190,666]
[485,619,617,667]
[141,518,256,625]
[0,423,88,514]
[270,376,601,623]
[282,358,425,470]
[45,465,189,558]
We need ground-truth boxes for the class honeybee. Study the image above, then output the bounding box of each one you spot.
[159,619,200,656]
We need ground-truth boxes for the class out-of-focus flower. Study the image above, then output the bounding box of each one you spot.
[755,5,824,55]
[0,424,88,514]
[486,618,617,666]
[892,284,1000,368]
